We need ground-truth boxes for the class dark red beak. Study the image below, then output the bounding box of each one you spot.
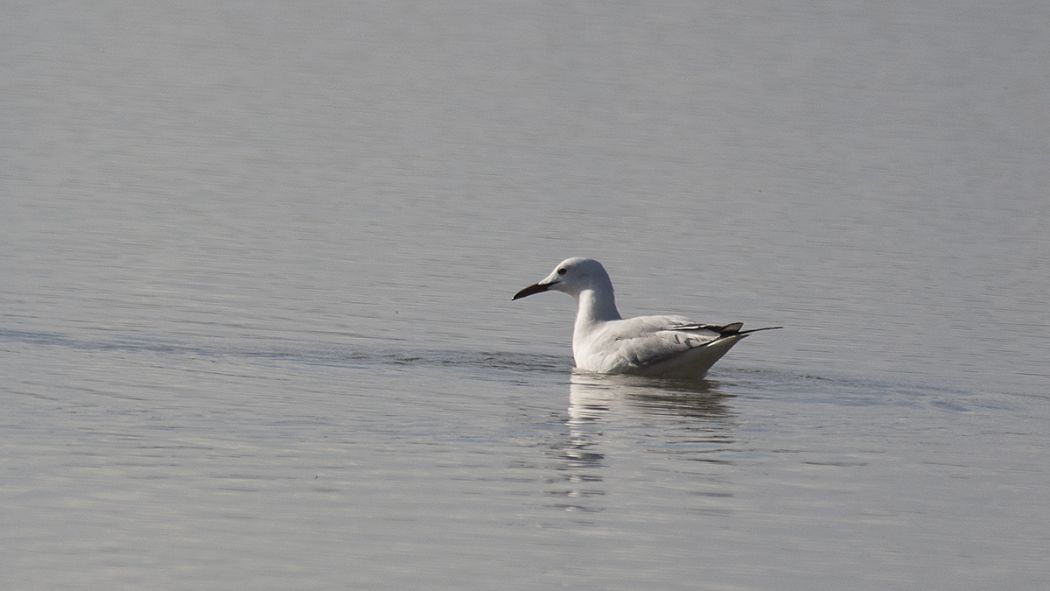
[512,282,554,300]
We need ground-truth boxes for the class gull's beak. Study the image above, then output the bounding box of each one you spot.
[513,281,556,300]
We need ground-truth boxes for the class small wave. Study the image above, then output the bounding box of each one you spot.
[721,363,989,411]
[0,327,571,376]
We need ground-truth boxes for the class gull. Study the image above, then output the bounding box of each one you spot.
[513,257,780,379]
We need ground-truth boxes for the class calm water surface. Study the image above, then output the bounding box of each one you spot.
[2,2,1048,589]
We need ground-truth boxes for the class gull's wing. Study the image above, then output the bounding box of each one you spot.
[593,316,780,376]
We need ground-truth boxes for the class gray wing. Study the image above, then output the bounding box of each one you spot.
[604,317,780,369]
[600,317,730,369]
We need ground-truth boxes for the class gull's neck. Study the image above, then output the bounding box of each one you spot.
[572,286,621,363]
[573,286,621,334]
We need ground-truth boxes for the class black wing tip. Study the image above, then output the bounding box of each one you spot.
[672,323,783,337]
[720,322,744,334]
[736,326,783,336]
[702,325,782,348]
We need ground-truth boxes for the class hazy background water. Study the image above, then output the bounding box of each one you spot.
[2,1,1048,589]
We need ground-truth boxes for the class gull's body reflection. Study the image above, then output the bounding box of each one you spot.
[542,371,737,517]
[569,372,733,421]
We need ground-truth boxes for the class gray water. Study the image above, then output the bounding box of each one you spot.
[3,2,1049,589]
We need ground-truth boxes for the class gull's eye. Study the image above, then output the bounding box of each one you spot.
[557,268,567,275]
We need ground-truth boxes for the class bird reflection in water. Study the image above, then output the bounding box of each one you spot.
[543,371,736,517]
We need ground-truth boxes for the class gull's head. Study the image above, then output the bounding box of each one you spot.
[513,257,612,300]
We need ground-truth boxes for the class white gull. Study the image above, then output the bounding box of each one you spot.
[513,257,780,379]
